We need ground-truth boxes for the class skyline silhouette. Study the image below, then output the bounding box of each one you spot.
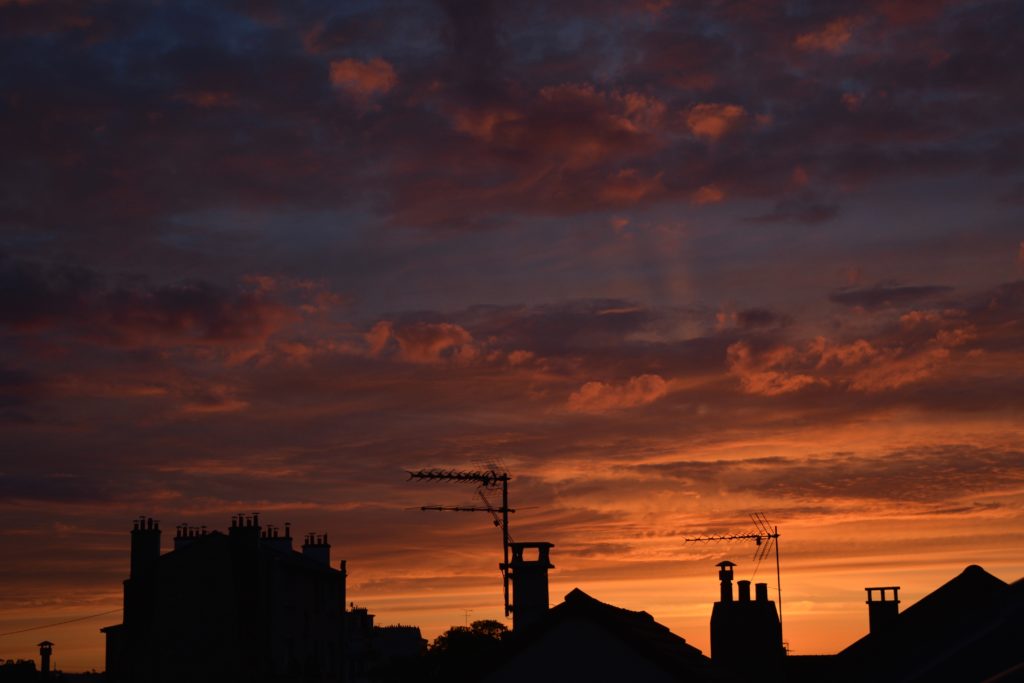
[3,513,1019,681]
[2,502,1022,677]
[2,0,1023,673]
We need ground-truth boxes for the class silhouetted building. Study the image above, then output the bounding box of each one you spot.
[478,543,717,681]
[709,560,784,676]
[0,659,37,682]
[36,641,53,679]
[835,565,1023,683]
[371,625,427,660]
[482,588,713,682]
[343,605,426,682]
[505,542,554,632]
[101,515,348,683]
[344,606,375,682]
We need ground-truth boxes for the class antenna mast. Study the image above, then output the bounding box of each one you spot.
[407,468,514,617]
[685,512,784,643]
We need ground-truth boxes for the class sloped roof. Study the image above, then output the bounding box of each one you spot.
[555,588,708,671]
[837,565,1023,682]
[484,588,715,682]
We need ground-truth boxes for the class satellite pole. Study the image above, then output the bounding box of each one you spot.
[407,467,514,617]
[685,513,784,644]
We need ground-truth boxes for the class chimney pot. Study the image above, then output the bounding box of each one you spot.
[865,586,900,634]
[738,580,751,602]
[716,561,736,603]
[755,582,769,602]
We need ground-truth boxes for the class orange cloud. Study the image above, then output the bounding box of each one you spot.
[804,337,949,392]
[726,342,820,395]
[811,337,879,368]
[368,321,477,364]
[451,106,522,142]
[175,90,235,108]
[179,384,249,415]
[691,184,725,205]
[685,103,746,140]
[567,374,670,412]
[366,320,394,356]
[794,17,857,53]
[841,92,864,111]
[329,57,397,99]
[845,346,950,391]
[597,168,665,205]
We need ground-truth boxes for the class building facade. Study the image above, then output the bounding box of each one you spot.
[102,515,348,683]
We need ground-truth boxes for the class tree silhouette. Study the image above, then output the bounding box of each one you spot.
[422,619,509,682]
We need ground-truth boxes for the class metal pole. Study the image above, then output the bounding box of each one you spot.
[775,526,784,648]
[502,475,511,616]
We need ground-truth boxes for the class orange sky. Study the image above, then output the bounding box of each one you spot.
[2,0,1023,672]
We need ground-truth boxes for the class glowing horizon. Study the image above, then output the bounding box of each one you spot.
[1,0,1023,672]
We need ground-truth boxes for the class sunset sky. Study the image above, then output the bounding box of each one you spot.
[2,0,1023,671]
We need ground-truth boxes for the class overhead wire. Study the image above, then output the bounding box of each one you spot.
[0,608,122,638]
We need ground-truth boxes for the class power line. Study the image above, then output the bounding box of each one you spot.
[0,608,122,638]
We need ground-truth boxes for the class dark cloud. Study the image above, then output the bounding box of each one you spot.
[630,445,1024,504]
[0,255,99,328]
[736,308,787,329]
[749,198,840,225]
[0,473,119,505]
[0,255,291,344]
[828,284,954,310]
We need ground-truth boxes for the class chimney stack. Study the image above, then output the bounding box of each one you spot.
[302,532,331,566]
[506,542,554,632]
[717,561,736,603]
[130,516,161,578]
[710,561,783,671]
[229,513,262,548]
[173,523,209,551]
[37,641,53,678]
[865,586,900,635]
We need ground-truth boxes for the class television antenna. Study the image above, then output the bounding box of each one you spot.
[685,513,784,642]
[407,466,514,617]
